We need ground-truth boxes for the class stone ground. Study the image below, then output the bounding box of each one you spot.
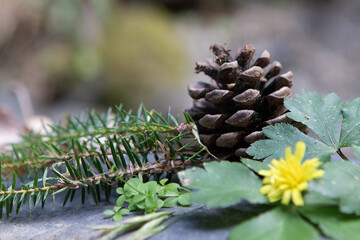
[0,190,255,240]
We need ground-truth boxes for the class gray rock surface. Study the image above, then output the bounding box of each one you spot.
[0,190,249,240]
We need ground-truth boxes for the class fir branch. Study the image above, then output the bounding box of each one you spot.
[0,185,61,196]
[1,105,201,179]
[0,105,206,218]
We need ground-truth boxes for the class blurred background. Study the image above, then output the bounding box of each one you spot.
[0,0,359,143]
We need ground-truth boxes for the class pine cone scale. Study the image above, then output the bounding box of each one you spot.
[205,90,234,104]
[233,89,260,108]
[198,114,227,130]
[225,110,257,128]
[188,82,216,99]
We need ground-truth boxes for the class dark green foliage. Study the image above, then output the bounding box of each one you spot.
[310,161,360,215]
[229,206,319,240]
[0,105,204,218]
[247,90,360,162]
[247,123,335,163]
[180,158,360,240]
[178,161,266,207]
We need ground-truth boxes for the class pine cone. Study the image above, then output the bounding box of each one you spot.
[186,43,306,159]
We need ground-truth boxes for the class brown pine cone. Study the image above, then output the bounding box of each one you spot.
[186,43,306,159]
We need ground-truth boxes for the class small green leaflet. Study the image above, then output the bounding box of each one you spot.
[285,90,341,148]
[310,161,360,215]
[229,206,319,240]
[340,98,360,147]
[299,206,360,240]
[178,161,267,207]
[246,123,334,163]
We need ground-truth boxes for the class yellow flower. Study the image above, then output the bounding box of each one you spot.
[258,141,324,206]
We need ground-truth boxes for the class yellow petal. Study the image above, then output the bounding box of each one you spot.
[297,181,308,191]
[281,190,292,205]
[271,159,280,167]
[278,184,290,190]
[285,147,293,162]
[312,169,325,178]
[268,188,282,199]
[294,141,305,164]
[258,170,271,176]
[258,141,324,207]
[260,185,273,195]
[268,190,282,202]
[292,189,304,206]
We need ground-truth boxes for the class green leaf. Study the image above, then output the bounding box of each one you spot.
[155,198,164,210]
[240,158,268,172]
[163,197,178,208]
[116,187,124,195]
[352,145,360,160]
[119,208,130,215]
[144,181,158,195]
[299,206,360,240]
[113,212,123,222]
[178,161,266,207]
[229,206,318,240]
[124,178,142,196]
[177,193,191,206]
[247,123,334,163]
[303,191,338,206]
[116,195,125,207]
[160,179,168,186]
[340,98,360,147]
[162,183,181,197]
[132,195,146,204]
[285,90,341,148]
[310,161,360,215]
[103,210,115,216]
[145,196,157,208]
[136,183,146,195]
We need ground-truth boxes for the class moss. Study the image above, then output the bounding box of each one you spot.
[101,5,187,108]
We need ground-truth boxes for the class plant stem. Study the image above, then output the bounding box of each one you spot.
[0,185,59,196]
[337,149,349,161]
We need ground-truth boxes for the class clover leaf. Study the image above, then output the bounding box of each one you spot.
[103,195,130,221]
[104,175,191,219]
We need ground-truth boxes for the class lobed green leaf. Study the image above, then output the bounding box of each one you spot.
[299,206,360,240]
[352,145,360,160]
[340,98,360,147]
[285,90,341,148]
[247,123,334,163]
[310,161,360,215]
[178,161,266,207]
